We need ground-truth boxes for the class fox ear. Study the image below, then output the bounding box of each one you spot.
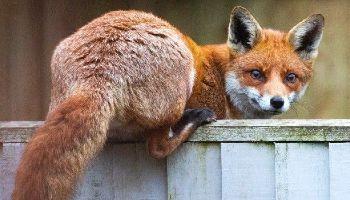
[288,14,324,60]
[227,6,262,53]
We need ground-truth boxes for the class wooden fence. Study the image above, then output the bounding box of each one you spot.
[1,120,350,200]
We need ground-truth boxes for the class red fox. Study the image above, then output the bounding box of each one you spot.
[13,6,324,200]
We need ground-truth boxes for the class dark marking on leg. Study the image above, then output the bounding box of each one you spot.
[147,108,216,159]
[171,108,217,137]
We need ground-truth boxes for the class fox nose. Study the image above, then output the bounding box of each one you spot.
[270,96,284,109]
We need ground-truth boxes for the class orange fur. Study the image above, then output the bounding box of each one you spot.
[13,92,113,199]
[13,7,323,199]
[185,10,323,118]
[184,30,313,118]
[228,30,312,95]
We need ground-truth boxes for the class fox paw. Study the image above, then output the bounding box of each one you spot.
[184,108,217,126]
[173,108,216,131]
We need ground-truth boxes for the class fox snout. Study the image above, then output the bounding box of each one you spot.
[270,96,284,109]
[225,72,307,118]
[246,88,293,114]
[223,6,323,119]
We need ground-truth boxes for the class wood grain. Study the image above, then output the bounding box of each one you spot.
[75,144,167,200]
[2,120,350,200]
[0,143,26,200]
[2,120,350,143]
[275,143,329,200]
[329,143,350,200]
[221,143,275,200]
[167,143,221,200]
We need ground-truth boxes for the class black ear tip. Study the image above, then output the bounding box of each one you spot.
[231,6,251,16]
[308,14,325,27]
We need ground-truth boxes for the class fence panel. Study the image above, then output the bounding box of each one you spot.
[275,143,329,200]
[1,120,350,200]
[167,143,221,200]
[329,143,350,200]
[75,144,167,200]
[221,143,275,200]
[0,143,25,200]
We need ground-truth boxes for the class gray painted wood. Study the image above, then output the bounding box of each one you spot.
[3,120,350,143]
[167,143,221,200]
[192,120,350,142]
[75,143,167,200]
[75,145,115,200]
[0,121,42,143]
[0,143,166,200]
[329,143,350,200]
[275,143,329,200]
[275,143,288,200]
[221,143,275,200]
[2,120,350,200]
[0,143,25,200]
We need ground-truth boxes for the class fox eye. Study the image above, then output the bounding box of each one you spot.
[285,73,297,83]
[250,70,264,81]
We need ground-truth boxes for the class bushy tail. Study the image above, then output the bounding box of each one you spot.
[12,93,113,200]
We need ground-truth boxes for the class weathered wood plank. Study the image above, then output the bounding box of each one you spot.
[167,143,221,200]
[274,143,288,200]
[275,143,329,200]
[113,144,167,200]
[0,143,26,200]
[2,120,350,143]
[0,121,42,143]
[329,143,350,200]
[221,143,275,200]
[75,144,167,200]
[3,121,350,200]
[192,120,350,142]
[207,119,350,127]
[0,143,166,200]
[74,145,115,200]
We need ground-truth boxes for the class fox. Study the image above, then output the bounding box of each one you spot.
[13,6,324,200]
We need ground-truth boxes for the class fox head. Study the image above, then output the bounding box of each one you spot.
[224,6,324,118]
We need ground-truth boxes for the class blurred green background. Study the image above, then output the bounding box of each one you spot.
[0,0,348,120]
